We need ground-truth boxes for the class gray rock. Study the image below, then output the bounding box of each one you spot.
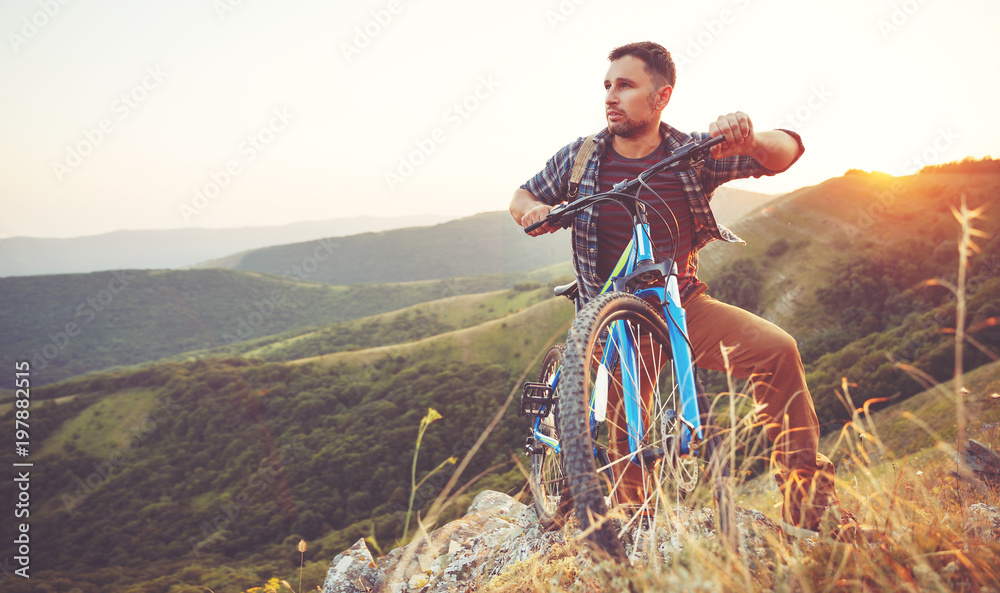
[965,503,1000,541]
[373,491,527,592]
[466,489,524,517]
[322,538,379,593]
[327,490,787,593]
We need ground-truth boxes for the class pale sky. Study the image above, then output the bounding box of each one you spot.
[1,0,997,238]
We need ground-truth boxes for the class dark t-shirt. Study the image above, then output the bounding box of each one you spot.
[596,141,704,296]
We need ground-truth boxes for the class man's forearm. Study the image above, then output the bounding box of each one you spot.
[749,130,800,172]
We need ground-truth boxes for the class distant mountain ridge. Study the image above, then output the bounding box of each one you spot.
[0,187,773,280]
[0,214,450,277]
[193,187,773,285]
[194,211,572,285]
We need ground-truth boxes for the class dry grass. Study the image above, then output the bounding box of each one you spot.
[481,416,1000,593]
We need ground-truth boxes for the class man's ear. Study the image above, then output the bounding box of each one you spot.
[655,85,673,111]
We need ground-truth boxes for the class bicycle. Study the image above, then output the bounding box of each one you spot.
[519,134,735,560]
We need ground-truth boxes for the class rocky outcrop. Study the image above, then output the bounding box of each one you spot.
[322,537,380,593]
[965,503,1000,542]
[321,490,787,593]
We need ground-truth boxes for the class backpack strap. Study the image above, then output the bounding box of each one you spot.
[567,134,598,199]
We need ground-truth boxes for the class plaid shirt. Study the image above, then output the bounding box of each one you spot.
[521,121,803,306]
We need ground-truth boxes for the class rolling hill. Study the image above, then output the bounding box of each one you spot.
[696,165,1000,425]
[0,268,522,387]
[0,289,577,592]
[193,211,571,284]
[0,214,451,278]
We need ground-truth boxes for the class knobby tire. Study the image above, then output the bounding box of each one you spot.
[557,291,731,560]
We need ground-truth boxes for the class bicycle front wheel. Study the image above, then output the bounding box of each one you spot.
[557,291,718,559]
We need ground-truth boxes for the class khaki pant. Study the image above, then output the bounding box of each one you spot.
[600,291,838,530]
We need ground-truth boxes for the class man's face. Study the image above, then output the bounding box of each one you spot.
[604,56,671,138]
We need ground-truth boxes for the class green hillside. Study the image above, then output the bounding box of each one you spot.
[238,283,565,363]
[0,296,574,593]
[208,211,571,284]
[294,296,575,376]
[700,168,1000,339]
[2,298,994,593]
[700,165,1000,428]
[0,269,517,388]
[147,267,575,367]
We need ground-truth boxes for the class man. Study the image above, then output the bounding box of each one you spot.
[510,41,858,539]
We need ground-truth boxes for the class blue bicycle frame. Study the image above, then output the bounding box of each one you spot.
[530,205,704,465]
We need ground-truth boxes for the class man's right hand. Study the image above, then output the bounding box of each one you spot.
[510,189,559,236]
[520,203,557,236]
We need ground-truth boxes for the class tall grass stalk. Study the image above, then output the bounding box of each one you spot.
[951,194,988,458]
[402,407,447,542]
[922,194,987,468]
[296,539,306,593]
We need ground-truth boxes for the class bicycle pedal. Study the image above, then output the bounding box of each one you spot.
[524,436,546,456]
[520,382,555,418]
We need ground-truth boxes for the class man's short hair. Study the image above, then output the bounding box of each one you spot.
[608,41,676,89]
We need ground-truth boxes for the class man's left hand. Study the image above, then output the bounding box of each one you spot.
[709,112,754,159]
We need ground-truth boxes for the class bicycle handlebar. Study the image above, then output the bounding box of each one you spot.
[523,134,726,234]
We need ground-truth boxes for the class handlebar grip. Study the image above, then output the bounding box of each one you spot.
[704,134,727,149]
[523,202,570,234]
[524,219,547,233]
[525,217,567,233]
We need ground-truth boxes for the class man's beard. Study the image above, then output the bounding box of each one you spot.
[608,98,658,138]
[608,115,650,138]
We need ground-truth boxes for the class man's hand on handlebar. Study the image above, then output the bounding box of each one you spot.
[521,203,558,236]
[518,134,728,236]
[708,111,755,160]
